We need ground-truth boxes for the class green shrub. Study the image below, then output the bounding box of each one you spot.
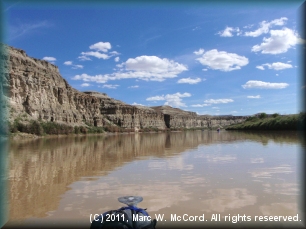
[74,126,80,134]
[28,120,44,135]
[272,113,280,118]
[41,122,73,135]
[9,121,19,133]
[259,113,267,119]
[104,125,120,132]
[10,119,109,135]
[226,114,302,131]
[87,126,104,133]
[79,126,87,134]
[10,120,44,135]
[246,116,259,122]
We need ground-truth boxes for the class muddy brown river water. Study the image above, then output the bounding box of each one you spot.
[3,130,305,228]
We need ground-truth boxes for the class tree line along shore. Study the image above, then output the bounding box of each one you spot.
[4,112,305,137]
[7,118,206,137]
[225,112,305,131]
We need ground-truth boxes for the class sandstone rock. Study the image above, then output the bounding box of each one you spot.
[151,106,247,129]
[3,45,247,131]
[5,45,166,130]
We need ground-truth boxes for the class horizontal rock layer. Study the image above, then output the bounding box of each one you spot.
[151,105,247,129]
[2,45,247,130]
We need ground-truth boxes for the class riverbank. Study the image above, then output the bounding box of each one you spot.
[6,119,213,139]
[8,112,303,138]
[225,113,305,131]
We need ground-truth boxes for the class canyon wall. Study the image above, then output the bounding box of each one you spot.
[3,45,247,131]
[151,106,247,129]
[5,45,166,131]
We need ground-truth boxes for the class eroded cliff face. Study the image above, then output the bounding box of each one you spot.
[4,45,247,130]
[151,106,247,129]
[6,45,166,130]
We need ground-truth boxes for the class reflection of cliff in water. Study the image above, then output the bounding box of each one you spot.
[226,130,302,146]
[8,130,301,219]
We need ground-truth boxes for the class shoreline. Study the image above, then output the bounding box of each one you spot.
[225,113,305,131]
[7,128,217,141]
[6,112,305,142]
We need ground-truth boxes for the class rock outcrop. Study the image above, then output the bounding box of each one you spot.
[2,45,247,131]
[5,45,166,131]
[151,105,247,129]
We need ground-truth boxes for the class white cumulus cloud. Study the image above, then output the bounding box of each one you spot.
[124,56,187,74]
[80,51,110,60]
[72,64,83,69]
[247,95,261,99]
[73,56,187,83]
[114,57,120,62]
[242,80,289,89]
[81,83,90,87]
[256,62,293,70]
[89,41,111,52]
[244,17,288,37]
[128,85,139,88]
[78,41,120,61]
[64,61,72,65]
[64,61,83,69]
[204,99,234,104]
[110,51,120,55]
[256,66,265,70]
[146,92,191,108]
[78,55,91,61]
[177,77,202,84]
[218,26,240,37]
[146,95,165,101]
[102,84,119,89]
[243,24,254,29]
[196,49,248,71]
[132,102,144,106]
[43,56,56,62]
[251,28,303,54]
[191,104,211,107]
[73,74,107,83]
[193,48,204,55]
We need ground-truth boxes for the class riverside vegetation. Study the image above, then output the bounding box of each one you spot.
[7,112,305,137]
[8,119,134,136]
[225,112,305,131]
[8,119,209,136]
[7,113,195,136]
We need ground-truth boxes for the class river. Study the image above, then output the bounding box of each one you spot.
[4,130,305,228]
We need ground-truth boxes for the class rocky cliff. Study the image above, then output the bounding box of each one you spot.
[2,45,247,131]
[151,105,247,129]
[5,45,166,131]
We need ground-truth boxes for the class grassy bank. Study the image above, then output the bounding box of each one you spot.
[7,120,209,137]
[225,113,305,131]
[8,120,137,136]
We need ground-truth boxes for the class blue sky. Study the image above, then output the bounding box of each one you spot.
[2,1,305,116]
